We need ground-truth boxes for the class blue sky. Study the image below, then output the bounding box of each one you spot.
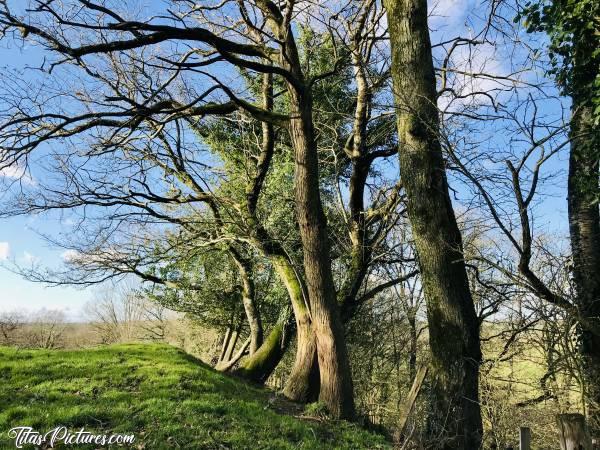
[0,0,571,320]
[0,214,94,320]
[0,26,96,320]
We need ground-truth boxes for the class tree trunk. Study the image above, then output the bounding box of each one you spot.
[230,250,263,355]
[272,255,320,403]
[558,413,593,450]
[224,318,243,363]
[219,327,232,364]
[340,158,371,322]
[244,225,320,398]
[568,101,600,432]
[241,290,263,356]
[339,48,373,323]
[215,337,251,372]
[408,312,418,381]
[384,0,483,446]
[397,365,429,443]
[258,7,354,418]
[288,86,355,419]
[237,306,293,383]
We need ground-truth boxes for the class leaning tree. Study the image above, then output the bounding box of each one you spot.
[0,0,414,419]
[0,0,358,418]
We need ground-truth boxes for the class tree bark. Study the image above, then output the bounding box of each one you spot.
[384,0,483,447]
[557,413,593,450]
[260,9,355,418]
[230,250,263,355]
[567,101,600,431]
[237,306,293,383]
[288,85,355,419]
[271,255,320,403]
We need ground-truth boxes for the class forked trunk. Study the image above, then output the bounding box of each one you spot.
[272,255,320,402]
[258,7,355,418]
[384,0,483,446]
[288,87,355,419]
[224,325,241,363]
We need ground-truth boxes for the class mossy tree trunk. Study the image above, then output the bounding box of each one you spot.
[233,70,303,384]
[568,101,600,431]
[256,5,355,419]
[237,305,293,383]
[272,255,320,403]
[237,248,319,396]
[235,66,320,397]
[384,0,483,446]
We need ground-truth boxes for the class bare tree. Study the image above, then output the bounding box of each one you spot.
[0,310,25,345]
[85,280,186,344]
[138,298,172,342]
[85,284,145,343]
[23,309,67,349]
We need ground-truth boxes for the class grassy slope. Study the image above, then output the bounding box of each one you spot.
[0,344,390,449]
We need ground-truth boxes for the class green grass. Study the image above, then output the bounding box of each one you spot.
[0,344,390,449]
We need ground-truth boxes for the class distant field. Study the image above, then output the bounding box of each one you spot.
[0,318,221,363]
[0,344,390,449]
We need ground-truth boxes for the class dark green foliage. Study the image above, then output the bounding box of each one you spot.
[147,249,246,327]
[518,0,600,119]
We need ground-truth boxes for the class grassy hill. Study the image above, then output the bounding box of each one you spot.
[0,344,390,449]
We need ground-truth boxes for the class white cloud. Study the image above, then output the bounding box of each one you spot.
[429,0,468,21]
[0,165,36,185]
[61,249,81,263]
[0,242,10,260]
[438,42,513,111]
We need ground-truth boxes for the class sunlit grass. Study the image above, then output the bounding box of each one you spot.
[0,344,389,449]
